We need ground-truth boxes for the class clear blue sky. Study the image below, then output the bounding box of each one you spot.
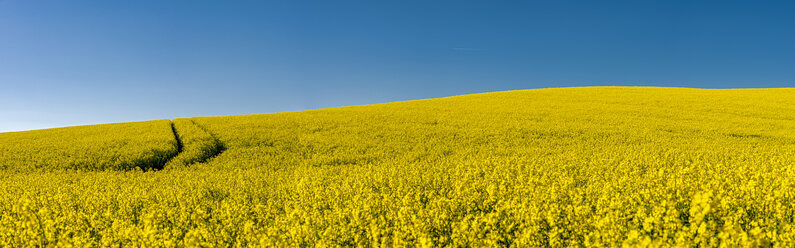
[2,1,794,132]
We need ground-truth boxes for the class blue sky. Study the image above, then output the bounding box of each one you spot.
[2,0,794,132]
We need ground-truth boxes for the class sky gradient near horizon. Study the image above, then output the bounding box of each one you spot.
[2,0,795,132]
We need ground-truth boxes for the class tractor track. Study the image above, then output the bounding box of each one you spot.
[188,119,227,162]
[150,119,226,171]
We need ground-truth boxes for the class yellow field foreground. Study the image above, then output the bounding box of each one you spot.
[1,87,794,247]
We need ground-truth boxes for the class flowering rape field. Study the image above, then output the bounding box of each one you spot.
[0,120,176,171]
[1,87,795,247]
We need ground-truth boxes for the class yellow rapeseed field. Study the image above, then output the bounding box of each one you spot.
[1,87,794,247]
[0,120,176,171]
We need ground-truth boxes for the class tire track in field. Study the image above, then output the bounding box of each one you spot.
[150,120,183,170]
[188,119,227,163]
[154,119,225,170]
[143,121,182,171]
[170,120,184,155]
